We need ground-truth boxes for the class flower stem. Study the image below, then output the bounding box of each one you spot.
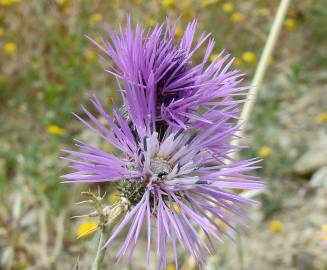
[90,201,126,270]
[91,226,108,270]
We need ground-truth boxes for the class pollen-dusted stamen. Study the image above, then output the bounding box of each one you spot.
[150,157,173,180]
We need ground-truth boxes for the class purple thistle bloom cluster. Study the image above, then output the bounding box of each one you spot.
[63,18,263,269]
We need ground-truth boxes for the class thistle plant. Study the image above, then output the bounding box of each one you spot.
[62,18,263,269]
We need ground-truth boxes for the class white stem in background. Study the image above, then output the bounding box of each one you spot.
[236,0,291,143]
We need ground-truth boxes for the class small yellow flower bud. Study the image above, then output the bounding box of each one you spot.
[0,0,13,6]
[222,2,234,13]
[90,12,103,24]
[1,0,21,5]
[167,264,176,270]
[317,112,327,123]
[231,12,245,23]
[47,125,65,136]
[162,0,175,9]
[270,219,282,233]
[56,0,68,6]
[202,0,218,8]
[242,51,256,64]
[284,18,296,31]
[259,146,272,158]
[3,42,16,55]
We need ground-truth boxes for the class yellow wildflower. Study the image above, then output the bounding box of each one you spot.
[318,224,327,242]
[231,12,245,23]
[233,57,241,67]
[222,2,234,13]
[259,8,269,17]
[47,125,65,136]
[0,0,13,6]
[166,264,176,270]
[146,18,156,28]
[90,12,103,24]
[202,0,218,8]
[56,0,68,6]
[84,49,96,61]
[270,219,282,233]
[3,42,16,55]
[175,26,182,38]
[183,8,193,20]
[284,18,296,31]
[76,221,98,238]
[0,27,4,38]
[242,51,256,64]
[162,0,175,9]
[259,146,272,158]
[317,112,327,123]
[0,0,21,5]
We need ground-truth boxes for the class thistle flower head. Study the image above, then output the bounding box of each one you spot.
[63,18,263,269]
[88,17,247,131]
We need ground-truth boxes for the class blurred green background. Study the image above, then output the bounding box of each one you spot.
[0,0,327,269]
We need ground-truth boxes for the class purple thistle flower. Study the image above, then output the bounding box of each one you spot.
[63,18,263,269]
[89,17,248,131]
